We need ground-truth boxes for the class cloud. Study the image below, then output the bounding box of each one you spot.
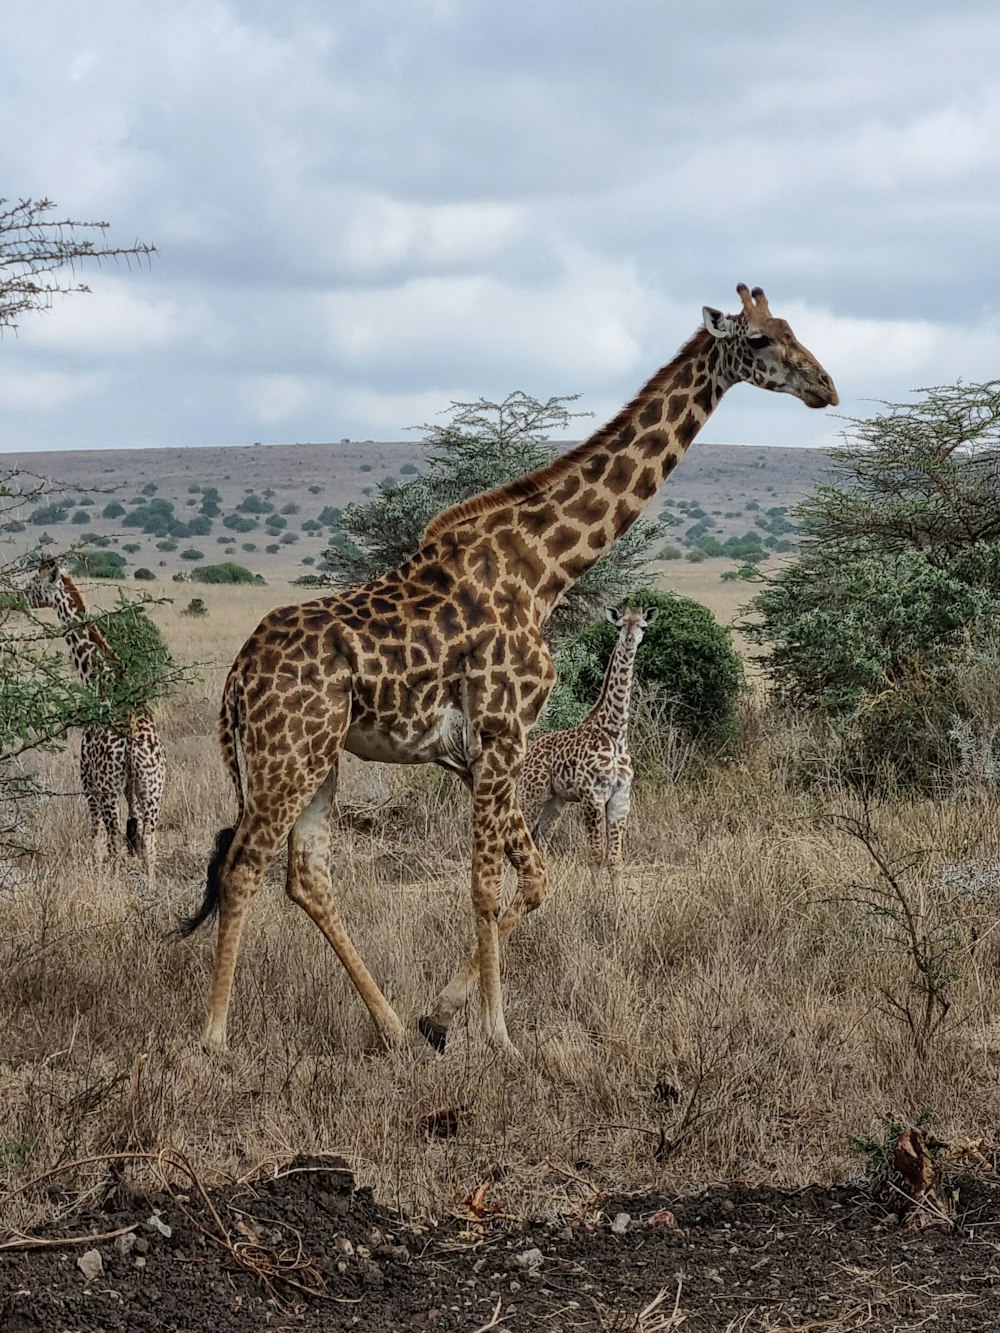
[1,0,1000,454]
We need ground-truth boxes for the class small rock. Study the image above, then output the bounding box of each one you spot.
[557,1227,574,1242]
[134,1256,147,1270]
[610,1212,631,1235]
[335,1236,355,1258]
[133,1237,149,1256]
[77,1249,104,1282]
[473,1258,487,1274]
[514,1248,543,1270]
[146,1214,172,1239]
[114,1233,137,1255]
[719,1198,736,1215]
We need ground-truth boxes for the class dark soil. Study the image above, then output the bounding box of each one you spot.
[3,1156,1000,1332]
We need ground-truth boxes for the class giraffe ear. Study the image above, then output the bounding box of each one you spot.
[642,607,659,627]
[606,608,622,627]
[703,306,735,340]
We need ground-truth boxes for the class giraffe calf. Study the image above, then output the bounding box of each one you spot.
[518,606,657,883]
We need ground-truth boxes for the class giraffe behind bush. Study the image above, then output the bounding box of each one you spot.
[24,559,165,878]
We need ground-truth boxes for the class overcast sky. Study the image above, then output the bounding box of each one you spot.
[3,0,999,455]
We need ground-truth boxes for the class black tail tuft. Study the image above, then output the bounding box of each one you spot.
[171,827,236,940]
[125,816,139,856]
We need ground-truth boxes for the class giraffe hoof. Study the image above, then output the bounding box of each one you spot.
[418,1015,448,1053]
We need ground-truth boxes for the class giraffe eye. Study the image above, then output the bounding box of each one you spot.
[747,335,771,351]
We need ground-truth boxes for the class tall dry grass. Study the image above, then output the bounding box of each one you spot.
[3,580,1000,1231]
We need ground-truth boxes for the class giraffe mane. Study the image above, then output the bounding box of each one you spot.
[421,327,714,546]
[51,564,119,663]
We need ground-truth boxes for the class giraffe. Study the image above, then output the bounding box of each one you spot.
[517,605,655,888]
[24,558,166,878]
[175,283,837,1057]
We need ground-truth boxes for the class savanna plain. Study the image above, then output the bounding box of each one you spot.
[5,476,1000,1328]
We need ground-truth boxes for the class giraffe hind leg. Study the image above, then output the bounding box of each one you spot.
[285,767,406,1049]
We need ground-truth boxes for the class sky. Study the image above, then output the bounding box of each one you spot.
[2,0,1000,455]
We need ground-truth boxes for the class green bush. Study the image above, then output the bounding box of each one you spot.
[308,484,323,494]
[71,509,89,525]
[182,597,208,617]
[223,513,256,532]
[122,542,141,555]
[265,514,287,531]
[29,502,70,525]
[237,493,272,514]
[190,561,265,585]
[69,550,128,579]
[180,547,204,561]
[557,589,744,743]
[156,540,178,552]
[400,462,418,475]
[134,567,156,581]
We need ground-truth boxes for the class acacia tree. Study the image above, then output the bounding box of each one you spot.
[1,196,155,330]
[747,382,1000,784]
[317,391,664,637]
[1,198,157,873]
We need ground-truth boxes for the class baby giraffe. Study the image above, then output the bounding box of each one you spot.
[517,605,656,886]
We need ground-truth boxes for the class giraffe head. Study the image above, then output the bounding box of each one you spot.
[606,604,658,652]
[702,284,838,410]
[23,557,65,610]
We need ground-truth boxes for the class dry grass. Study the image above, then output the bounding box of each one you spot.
[4,581,1000,1234]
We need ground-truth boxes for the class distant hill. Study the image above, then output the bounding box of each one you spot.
[1,439,833,584]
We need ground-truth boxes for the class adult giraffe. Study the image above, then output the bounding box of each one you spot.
[177,284,837,1055]
[24,558,165,877]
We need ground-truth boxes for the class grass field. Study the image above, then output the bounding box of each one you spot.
[3,575,999,1235]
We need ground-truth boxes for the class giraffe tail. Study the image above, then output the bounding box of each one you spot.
[172,827,235,938]
[172,674,244,941]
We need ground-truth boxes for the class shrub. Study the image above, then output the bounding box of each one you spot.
[237,493,273,514]
[69,550,128,579]
[281,502,299,515]
[265,514,287,531]
[122,543,141,555]
[180,547,204,561]
[400,462,418,475]
[182,597,208,617]
[29,502,70,525]
[560,589,744,744]
[280,531,298,544]
[308,484,323,494]
[190,561,265,585]
[266,543,280,554]
[156,540,178,552]
[223,513,256,532]
[133,567,156,581]
[71,509,89,524]
[657,544,683,560]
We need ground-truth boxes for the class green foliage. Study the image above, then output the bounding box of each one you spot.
[265,514,287,531]
[281,502,299,515]
[180,547,204,561]
[280,531,298,544]
[133,567,156,581]
[122,543,141,555]
[182,597,208,617]
[657,544,682,560]
[29,502,70,525]
[748,382,1000,788]
[237,493,272,514]
[69,550,127,579]
[551,589,744,743]
[318,392,662,636]
[190,561,265,585]
[308,484,323,494]
[223,513,256,532]
[400,462,418,475]
[71,509,89,524]
[156,540,178,552]
[95,596,174,707]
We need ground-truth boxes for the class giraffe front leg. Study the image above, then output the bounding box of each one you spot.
[420,795,546,1055]
[605,779,632,902]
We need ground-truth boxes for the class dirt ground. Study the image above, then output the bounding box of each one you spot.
[3,1156,1000,1332]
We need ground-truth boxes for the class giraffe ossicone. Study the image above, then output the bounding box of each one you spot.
[176,284,837,1057]
[23,558,165,878]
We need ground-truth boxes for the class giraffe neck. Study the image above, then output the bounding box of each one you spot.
[423,326,732,618]
[585,632,640,736]
[48,574,116,688]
